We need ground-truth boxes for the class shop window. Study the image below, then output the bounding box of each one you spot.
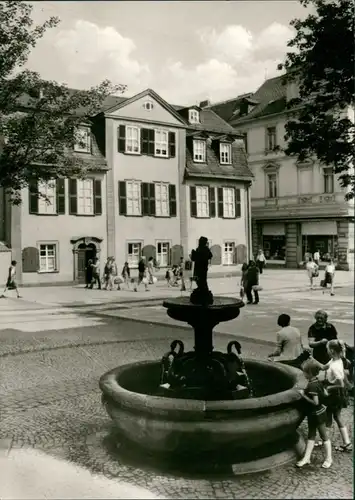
[262,236,286,260]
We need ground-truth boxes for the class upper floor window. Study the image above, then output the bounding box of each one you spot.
[189,109,200,124]
[196,185,209,217]
[143,101,154,111]
[267,173,278,198]
[155,182,169,216]
[126,180,141,215]
[220,143,232,164]
[155,130,168,157]
[74,127,91,153]
[222,187,235,218]
[266,126,277,151]
[77,179,94,215]
[193,140,206,163]
[38,180,56,214]
[323,167,334,194]
[126,126,140,154]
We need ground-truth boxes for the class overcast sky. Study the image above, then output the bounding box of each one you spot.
[26,1,307,105]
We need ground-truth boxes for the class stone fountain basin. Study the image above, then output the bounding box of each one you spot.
[99,359,307,459]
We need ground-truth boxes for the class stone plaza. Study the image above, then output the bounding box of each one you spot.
[0,271,353,499]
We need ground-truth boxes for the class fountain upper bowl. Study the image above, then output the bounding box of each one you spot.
[163,296,245,324]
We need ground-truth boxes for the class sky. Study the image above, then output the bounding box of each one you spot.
[26,1,308,105]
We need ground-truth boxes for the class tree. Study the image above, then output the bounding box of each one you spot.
[278,0,354,199]
[0,1,126,204]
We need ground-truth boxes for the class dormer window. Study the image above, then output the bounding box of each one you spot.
[74,126,91,153]
[189,109,200,124]
[193,140,206,163]
[220,143,232,164]
[143,101,154,111]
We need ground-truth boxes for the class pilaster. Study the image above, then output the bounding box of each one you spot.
[177,128,188,259]
[105,119,116,258]
[285,222,301,268]
[10,203,22,282]
[336,219,353,271]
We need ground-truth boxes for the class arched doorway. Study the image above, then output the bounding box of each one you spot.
[71,237,103,284]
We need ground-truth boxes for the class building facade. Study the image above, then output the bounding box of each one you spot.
[211,76,354,271]
[1,89,253,285]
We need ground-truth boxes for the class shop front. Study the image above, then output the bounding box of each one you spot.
[301,220,338,261]
[262,223,286,261]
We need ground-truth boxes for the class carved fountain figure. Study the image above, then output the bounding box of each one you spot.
[99,236,307,474]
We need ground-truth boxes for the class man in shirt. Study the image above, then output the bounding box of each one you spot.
[134,257,149,292]
[268,314,304,367]
[313,250,320,266]
[89,257,101,290]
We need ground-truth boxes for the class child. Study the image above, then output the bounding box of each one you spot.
[319,340,352,452]
[120,262,131,290]
[296,358,332,468]
[1,260,21,299]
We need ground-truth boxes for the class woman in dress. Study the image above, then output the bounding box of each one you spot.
[322,258,336,296]
[306,257,319,290]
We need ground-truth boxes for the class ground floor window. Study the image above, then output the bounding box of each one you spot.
[262,236,286,260]
[223,242,235,265]
[157,241,170,267]
[38,243,57,272]
[302,235,338,260]
[127,242,141,267]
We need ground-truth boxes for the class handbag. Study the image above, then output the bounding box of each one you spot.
[312,270,319,278]
[252,285,263,292]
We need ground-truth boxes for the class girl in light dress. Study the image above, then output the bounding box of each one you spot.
[305,257,318,290]
[322,258,336,296]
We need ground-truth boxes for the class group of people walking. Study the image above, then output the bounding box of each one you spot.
[306,255,336,295]
[267,309,353,469]
[85,256,158,292]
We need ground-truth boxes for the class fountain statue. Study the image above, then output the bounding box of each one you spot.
[99,236,307,474]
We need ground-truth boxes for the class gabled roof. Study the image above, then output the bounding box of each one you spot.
[103,88,187,125]
[209,93,254,122]
[229,75,287,125]
[185,139,252,181]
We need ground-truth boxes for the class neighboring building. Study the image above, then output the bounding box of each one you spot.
[211,75,354,270]
[0,88,252,285]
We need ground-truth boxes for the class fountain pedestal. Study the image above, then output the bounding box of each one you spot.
[160,297,251,400]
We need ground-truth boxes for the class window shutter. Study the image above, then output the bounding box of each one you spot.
[149,183,155,216]
[168,132,176,158]
[56,178,65,215]
[142,182,150,216]
[69,179,77,215]
[22,247,39,273]
[148,129,155,156]
[190,186,197,217]
[209,187,216,217]
[118,181,127,215]
[212,139,220,160]
[28,180,38,214]
[94,180,102,215]
[235,188,241,218]
[141,128,149,155]
[117,125,126,152]
[217,187,224,218]
[169,184,177,217]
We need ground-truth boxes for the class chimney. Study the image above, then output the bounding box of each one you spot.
[199,99,211,109]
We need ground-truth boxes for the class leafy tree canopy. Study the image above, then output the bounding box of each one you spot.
[278,0,354,199]
[0,0,126,204]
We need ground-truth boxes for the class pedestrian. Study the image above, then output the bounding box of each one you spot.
[318,340,352,453]
[147,256,155,284]
[256,249,266,274]
[296,358,332,469]
[308,310,338,366]
[120,261,131,290]
[306,257,319,290]
[85,259,93,289]
[245,260,260,305]
[313,250,320,267]
[134,257,149,292]
[103,257,113,290]
[89,257,101,289]
[1,260,21,299]
[268,314,306,368]
[321,258,335,296]
[240,262,248,300]
[179,257,186,291]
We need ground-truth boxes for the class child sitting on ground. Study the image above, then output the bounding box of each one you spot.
[296,358,332,469]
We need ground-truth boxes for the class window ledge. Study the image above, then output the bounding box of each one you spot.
[34,213,59,217]
[154,154,169,159]
[73,213,97,217]
[193,160,207,164]
[124,151,141,156]
[37,270,59,274]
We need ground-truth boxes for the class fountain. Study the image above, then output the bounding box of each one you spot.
[99,237,307,474]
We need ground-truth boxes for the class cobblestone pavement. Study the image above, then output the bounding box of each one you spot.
[0,309,353,499]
